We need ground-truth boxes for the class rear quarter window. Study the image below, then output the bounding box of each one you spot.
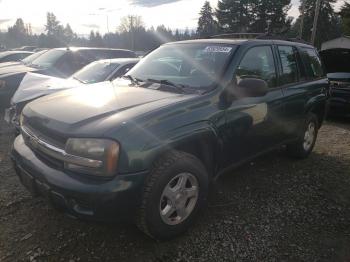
[301,48,325,79]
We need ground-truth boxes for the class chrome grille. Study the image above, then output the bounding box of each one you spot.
[21,125,103,169]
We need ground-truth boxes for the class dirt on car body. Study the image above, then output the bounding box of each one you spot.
[1,116,350,261]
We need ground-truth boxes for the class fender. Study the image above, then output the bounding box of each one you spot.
[141,120,221,175]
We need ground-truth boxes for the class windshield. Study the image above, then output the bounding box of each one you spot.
[72,61,120,84]
[22,50,47,65]
[126,43,236,91]
[31,49,67,68]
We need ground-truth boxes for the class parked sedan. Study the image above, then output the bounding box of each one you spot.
[0,50,48,69]
[0,51,34,63]
[5,58,139,129]
[0,47,136,108]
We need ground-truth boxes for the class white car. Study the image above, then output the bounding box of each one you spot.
[5,58,139,129]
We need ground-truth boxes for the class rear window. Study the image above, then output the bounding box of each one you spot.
[301,48,324,79]
[31,49,67,68]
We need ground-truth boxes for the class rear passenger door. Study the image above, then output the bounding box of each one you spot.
[276,45,328,139]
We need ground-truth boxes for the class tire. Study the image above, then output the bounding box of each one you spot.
[136,151,209,240]
[286,113,319,159]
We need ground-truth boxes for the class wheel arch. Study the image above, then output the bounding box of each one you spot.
[144,124,220,179]
[305,95,327,128]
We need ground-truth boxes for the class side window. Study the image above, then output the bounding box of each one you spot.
[277,46,299,85]
[302,48,324,79]
[236,46,277,88]
[2,54,21,62]
[111,64,136,80]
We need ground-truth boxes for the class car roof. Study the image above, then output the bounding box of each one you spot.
[165,38,314,49]
[1,50,34,55]
[52,47,135,52]
[91,58,140,65]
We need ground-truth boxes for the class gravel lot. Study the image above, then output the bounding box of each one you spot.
[1,115,350,262]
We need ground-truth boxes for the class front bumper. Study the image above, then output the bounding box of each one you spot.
[11,135,148,220]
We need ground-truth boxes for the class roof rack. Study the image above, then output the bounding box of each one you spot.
[210,33,264,39]
[256,34,311,45]
[210,32,312,45]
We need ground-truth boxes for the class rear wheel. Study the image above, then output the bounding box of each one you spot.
[136,151,209,240]
[286,113,319,158]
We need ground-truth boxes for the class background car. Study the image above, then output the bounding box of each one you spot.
[0,49,48,69]
[12,46,38,52]
[0,51,34,63]
[0,47,136,108]
[5,58,140,129]
[320,47,350,117]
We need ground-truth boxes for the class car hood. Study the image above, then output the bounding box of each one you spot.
[12,72,81,104]
[0,61,22,68]
[327,72,350,82]
[0,64,38,77]
[23,82,195,139]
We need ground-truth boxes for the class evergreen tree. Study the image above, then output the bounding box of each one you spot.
[250,0,292,33]
[216,0,252,33]
[197,1,217,38]
[296,0,342,47]
[63,23,75,44]
[45,12,61,36]
[89,30,96,44]
[340,2,350,35]
[7,18,29,47]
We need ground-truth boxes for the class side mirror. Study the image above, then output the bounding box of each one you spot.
[236,78,268,98]
[219,78,269,109]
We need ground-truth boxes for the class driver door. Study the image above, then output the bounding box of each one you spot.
[221,45,285,168]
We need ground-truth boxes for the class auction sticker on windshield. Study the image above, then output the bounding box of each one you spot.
[204,46,232,53]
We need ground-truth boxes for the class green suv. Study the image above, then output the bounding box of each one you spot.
[11,39,329,239]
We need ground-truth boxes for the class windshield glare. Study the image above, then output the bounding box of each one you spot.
[126,43,236,90]
[22,50,47,65]
[72,61,119,84]
[31,49,66,68]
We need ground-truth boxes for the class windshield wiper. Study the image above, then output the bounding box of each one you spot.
[72,76,86,84]
[146,79,186,94]
[123,75,144,85]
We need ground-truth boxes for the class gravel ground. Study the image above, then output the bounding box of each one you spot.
[1,116,350,262]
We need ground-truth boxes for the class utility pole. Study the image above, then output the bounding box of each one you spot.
[311,0,322,45]
[299,0,306,39]
[106,15,110,33]
[130,16,135,51]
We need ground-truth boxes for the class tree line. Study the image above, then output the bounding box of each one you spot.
[0,12,196,51]
[197,0,348,48]
[0,1,350,51]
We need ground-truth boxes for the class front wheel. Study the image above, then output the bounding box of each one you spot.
[286,113,319,158]
[136,151,209,240]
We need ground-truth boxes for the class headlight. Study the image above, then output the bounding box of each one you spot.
[64,138,120,177]
[0,80,6,88]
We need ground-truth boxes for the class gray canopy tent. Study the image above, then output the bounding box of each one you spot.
[321,36,350,51]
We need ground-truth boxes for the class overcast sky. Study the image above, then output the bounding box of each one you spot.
[0,0,345,35]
